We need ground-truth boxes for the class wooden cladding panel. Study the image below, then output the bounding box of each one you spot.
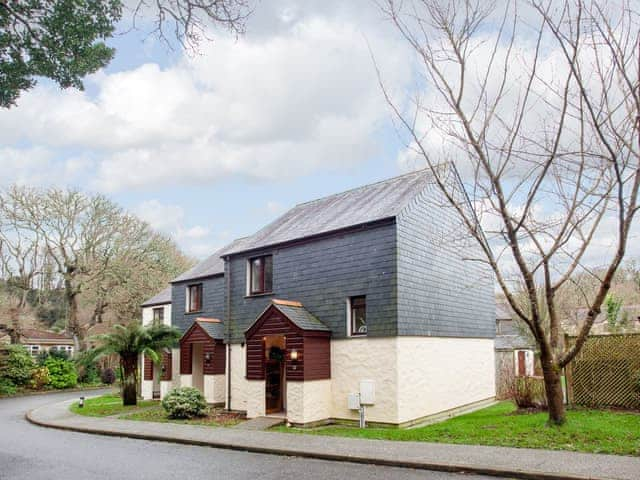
[180,344,192,375]
[213,339,226,375]
[143,355,153,381]
[246,338,264,380]
[285,335,304,381]
[161,351,172,381]
[303,334,331,381]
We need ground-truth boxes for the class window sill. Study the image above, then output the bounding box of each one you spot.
[185,310,203,315]
[348,334,368,338]
[244,292,274,299]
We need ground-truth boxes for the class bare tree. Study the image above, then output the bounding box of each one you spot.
[379,0,640,424]
[129,0,253,50]
[0,203,45,343]
[2,187,125,350]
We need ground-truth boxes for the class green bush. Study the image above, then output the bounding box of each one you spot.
[30,366,50,390]
[37,348,70,366]
[0,345,35,386]
[162,387,208,419]
[0,378,17,396]
[44,357,77,389]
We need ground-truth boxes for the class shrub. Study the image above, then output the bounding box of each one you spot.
[513,376,547,410]
[30,366,50,390]
[0,345,35,386]
[44,357,77,389]
[36,348,70,366]
[77,363,100,384]
[162,387,208,419]
[0,378,17,396]
[100,367,116,385]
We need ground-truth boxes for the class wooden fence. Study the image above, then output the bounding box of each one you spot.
[566,334,640,409]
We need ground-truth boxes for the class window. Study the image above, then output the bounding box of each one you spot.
[349,296,367,336]
[249,255,273,295]
[153,307,164,323]
[186,284,203,313]
[27,345,40,356]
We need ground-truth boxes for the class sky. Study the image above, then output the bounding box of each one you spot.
[0,1,417,259]
[1,0,637,279]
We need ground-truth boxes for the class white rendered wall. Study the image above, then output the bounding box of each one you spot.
[203,374,226,404]
[287,379,331,425]
[246,380,266,418]
[141,380,153,400]
[141,303,172,327]
[171,348,180,388]
[396,337,496,424]
[227,344,249,411]
[330,337,399,423]
[180,374,193,388]
[160,381,171,399]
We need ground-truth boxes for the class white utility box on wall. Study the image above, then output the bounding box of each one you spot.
[347,393,360,410]
[359,379,375,405]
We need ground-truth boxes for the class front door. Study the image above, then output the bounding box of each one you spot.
[517,350,526,376]
[265,359,283,413]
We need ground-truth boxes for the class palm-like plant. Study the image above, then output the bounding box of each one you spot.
[88,322,181,405]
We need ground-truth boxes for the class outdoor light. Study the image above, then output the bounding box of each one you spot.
[78,396,85,408]
[290,349,299,361]
[204,352,212,365]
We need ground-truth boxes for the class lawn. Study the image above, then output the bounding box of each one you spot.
[69,394,158,417]
[275,402,640,456]
[121,404,243,427]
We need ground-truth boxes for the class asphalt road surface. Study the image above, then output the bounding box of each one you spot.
[0,389,500,480]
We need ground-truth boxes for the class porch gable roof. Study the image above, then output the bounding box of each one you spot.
[181,317,224,342]
[245,299,330,338]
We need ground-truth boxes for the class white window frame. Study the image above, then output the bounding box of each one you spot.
[346,296,367,337]
[26,345,40,356]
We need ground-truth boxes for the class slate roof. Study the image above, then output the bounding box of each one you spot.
[495,335,535,351]
[269,299,330,332]
[141,286,172,307]
[171,248,226,283]
[221,169,434,256]
[20,329,73,343]
[172,239,248,283]
[195,318,225,340]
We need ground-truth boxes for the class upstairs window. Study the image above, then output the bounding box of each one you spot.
[349,296,367,336]
[153,307,164,323]
[187,284,203,313]
[249,255,273,295]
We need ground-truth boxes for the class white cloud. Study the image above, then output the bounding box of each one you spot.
[134,199,185,234]
[0,7,411,193]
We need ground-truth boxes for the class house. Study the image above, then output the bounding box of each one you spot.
[140,286,175,399]
[494,302,536,397]
[11,328,74,357]
[141,169,496,426]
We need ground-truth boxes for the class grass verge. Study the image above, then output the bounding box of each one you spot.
[274,401,640,456]
[70,394,157,417]
[121,404,242,427]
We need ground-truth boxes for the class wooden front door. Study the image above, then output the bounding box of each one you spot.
[265,359,284,413]
[517,351,526,376]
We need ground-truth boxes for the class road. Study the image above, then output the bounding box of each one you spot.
[0,389,499,480]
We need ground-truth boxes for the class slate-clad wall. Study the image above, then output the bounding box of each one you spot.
[396,183,495,338]
[226,222,398,343]
[171,276,226,333]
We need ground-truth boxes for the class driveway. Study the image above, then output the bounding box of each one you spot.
[0,389,497,480]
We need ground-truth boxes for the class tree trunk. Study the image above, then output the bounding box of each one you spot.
[65,285,85,351]
[8,307,20,344]
[121,354,138,406]
[541,355,565,425]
